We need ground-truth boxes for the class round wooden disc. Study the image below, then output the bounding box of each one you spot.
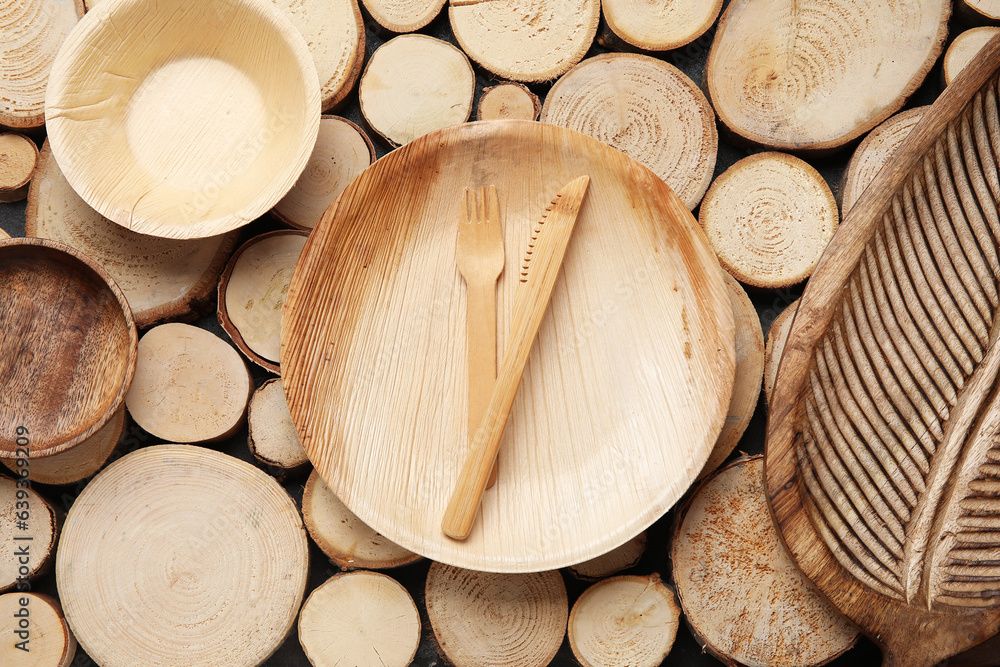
[763,299,798,407]
[567,531,647,581]
[0,592,76,667]
[425,563,568,667]
[0,475,57,593]
[57,444,309,667]
[945,27,1000,86]
[602,0,721,51]
[248,379,309,471]
[0,133,39,200]
[477,83,541,122]
[281,120,735,572]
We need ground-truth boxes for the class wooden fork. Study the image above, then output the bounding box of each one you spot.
[456,186,504,488]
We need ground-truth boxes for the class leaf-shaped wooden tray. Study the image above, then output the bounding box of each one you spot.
[766,36,1000,666]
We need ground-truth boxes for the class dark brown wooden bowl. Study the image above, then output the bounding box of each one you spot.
[0,238,137,458]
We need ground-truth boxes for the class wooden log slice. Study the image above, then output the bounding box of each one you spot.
[0,133,37,203]
[449,0,599,83]
[124,323,253,443]
[477,82,541,122]
[0,475,57,593]
[272,116,374,231]
[698,273,764,479]
[567,574,681,667]
[946,28,1000,87]
[1,407,123,485]
[362,0,445,33]
[699,152,839,288]
[425,563,568,667]
[302,469,419,570]
[601,0,721,51]
[0,229,8,239]
[218,230,308,371]
[26,142,237,328]
[0,592,76,667]
[0,0,84,130]
[248,379,309,475]
[840,107,928,213]
[359,34,475,146]
[707,0,949,152]
[960,0,1000,23]
[672,456,859,666]
[567,531,647,581]
[57,444,309,667]
[299,571,421,667]
[762,299,798,408]
[540,53,717,209]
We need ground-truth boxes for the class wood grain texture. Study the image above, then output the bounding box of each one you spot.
[567,531,646,581]
[45,0,320,239]
[0,593,76,667]
[766,35,1000,666]
[0,132,38,203]
[477,83,541,122]
[707,0,948,152]
[56,445,308,667]
[961,0,1000,22]
[948,28,1000,87]
[361,0,445,33]
[247,379,310,474]
[0,476,57,593]
[540,53,717,210]
[764,299,798,407]
[281,121,734,571]
[26,141,237,328]
[601,0,721,51]
[0,0,83,130]
[0,237,136,457]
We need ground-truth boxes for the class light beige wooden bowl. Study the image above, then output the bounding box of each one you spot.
[45,0,321,239]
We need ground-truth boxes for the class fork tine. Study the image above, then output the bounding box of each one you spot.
[478,187,486,225]
[464,188,472,225]
[487,185,500,233]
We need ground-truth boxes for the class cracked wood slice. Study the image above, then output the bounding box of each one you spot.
[947,28,1000,87]
[359,34,474,146]
[477,82,541,122]
[673,456,859,667]
[763,299,798,407]
[707,0,949,152]
[0,592,76,667]
[449,0,599,82]
[272,116,374,230]
[841,107,928,213]
[601,0,721,51]
[425,563,568,667]
[362,0,445,33]
[57,444,308,667]
[124,323,253,443]
[303,469,419,570]
[0,133,37,203]
[567,531,647,581]
[1,406,123,485]
[699,152,838,289]
[568,574,680,667]
[0,0,83,130]
[218,230,308,372]
[248,379,309,475]
[698,273,763,479]
[0,475,57,593]
[26,141,238,328]
[540,53,716,209]
[766,36,1000,666]
[299,571,420,667]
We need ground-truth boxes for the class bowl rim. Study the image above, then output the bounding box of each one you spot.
[0,236,138,458]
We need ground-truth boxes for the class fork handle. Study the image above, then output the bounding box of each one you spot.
[466,279,499,488]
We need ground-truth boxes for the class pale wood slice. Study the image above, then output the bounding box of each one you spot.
[272,116,374,230]
[299,571,421,667]
[359,34,475,146]
[568,574,680,667]
[0,229,8,239]
[0,0,83,130]
[698,273,763,479]
[26,141,238,328]
[449,0,599,82]
[248,379,309,474]
[707,0,948,152]
[602,0,721,51]
[477,83,541,122]
[673,456,859,666]
[1,407,123,485]
[840,107,928,213]
[0,133,37,203]
[540,53,717,209]
[302,469,420,570]
[0,475,57,593]
[218,230,308,371]
[425,563,568,667]
[946,28,1000,87]
[124,323,253,443]
[57,444,308,667]
[567,531,647,581]
[960,0,1000,22]
[0,592,76,667]
[762,299,798,408]
[699,152,839,288]
[362,0,445,33]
